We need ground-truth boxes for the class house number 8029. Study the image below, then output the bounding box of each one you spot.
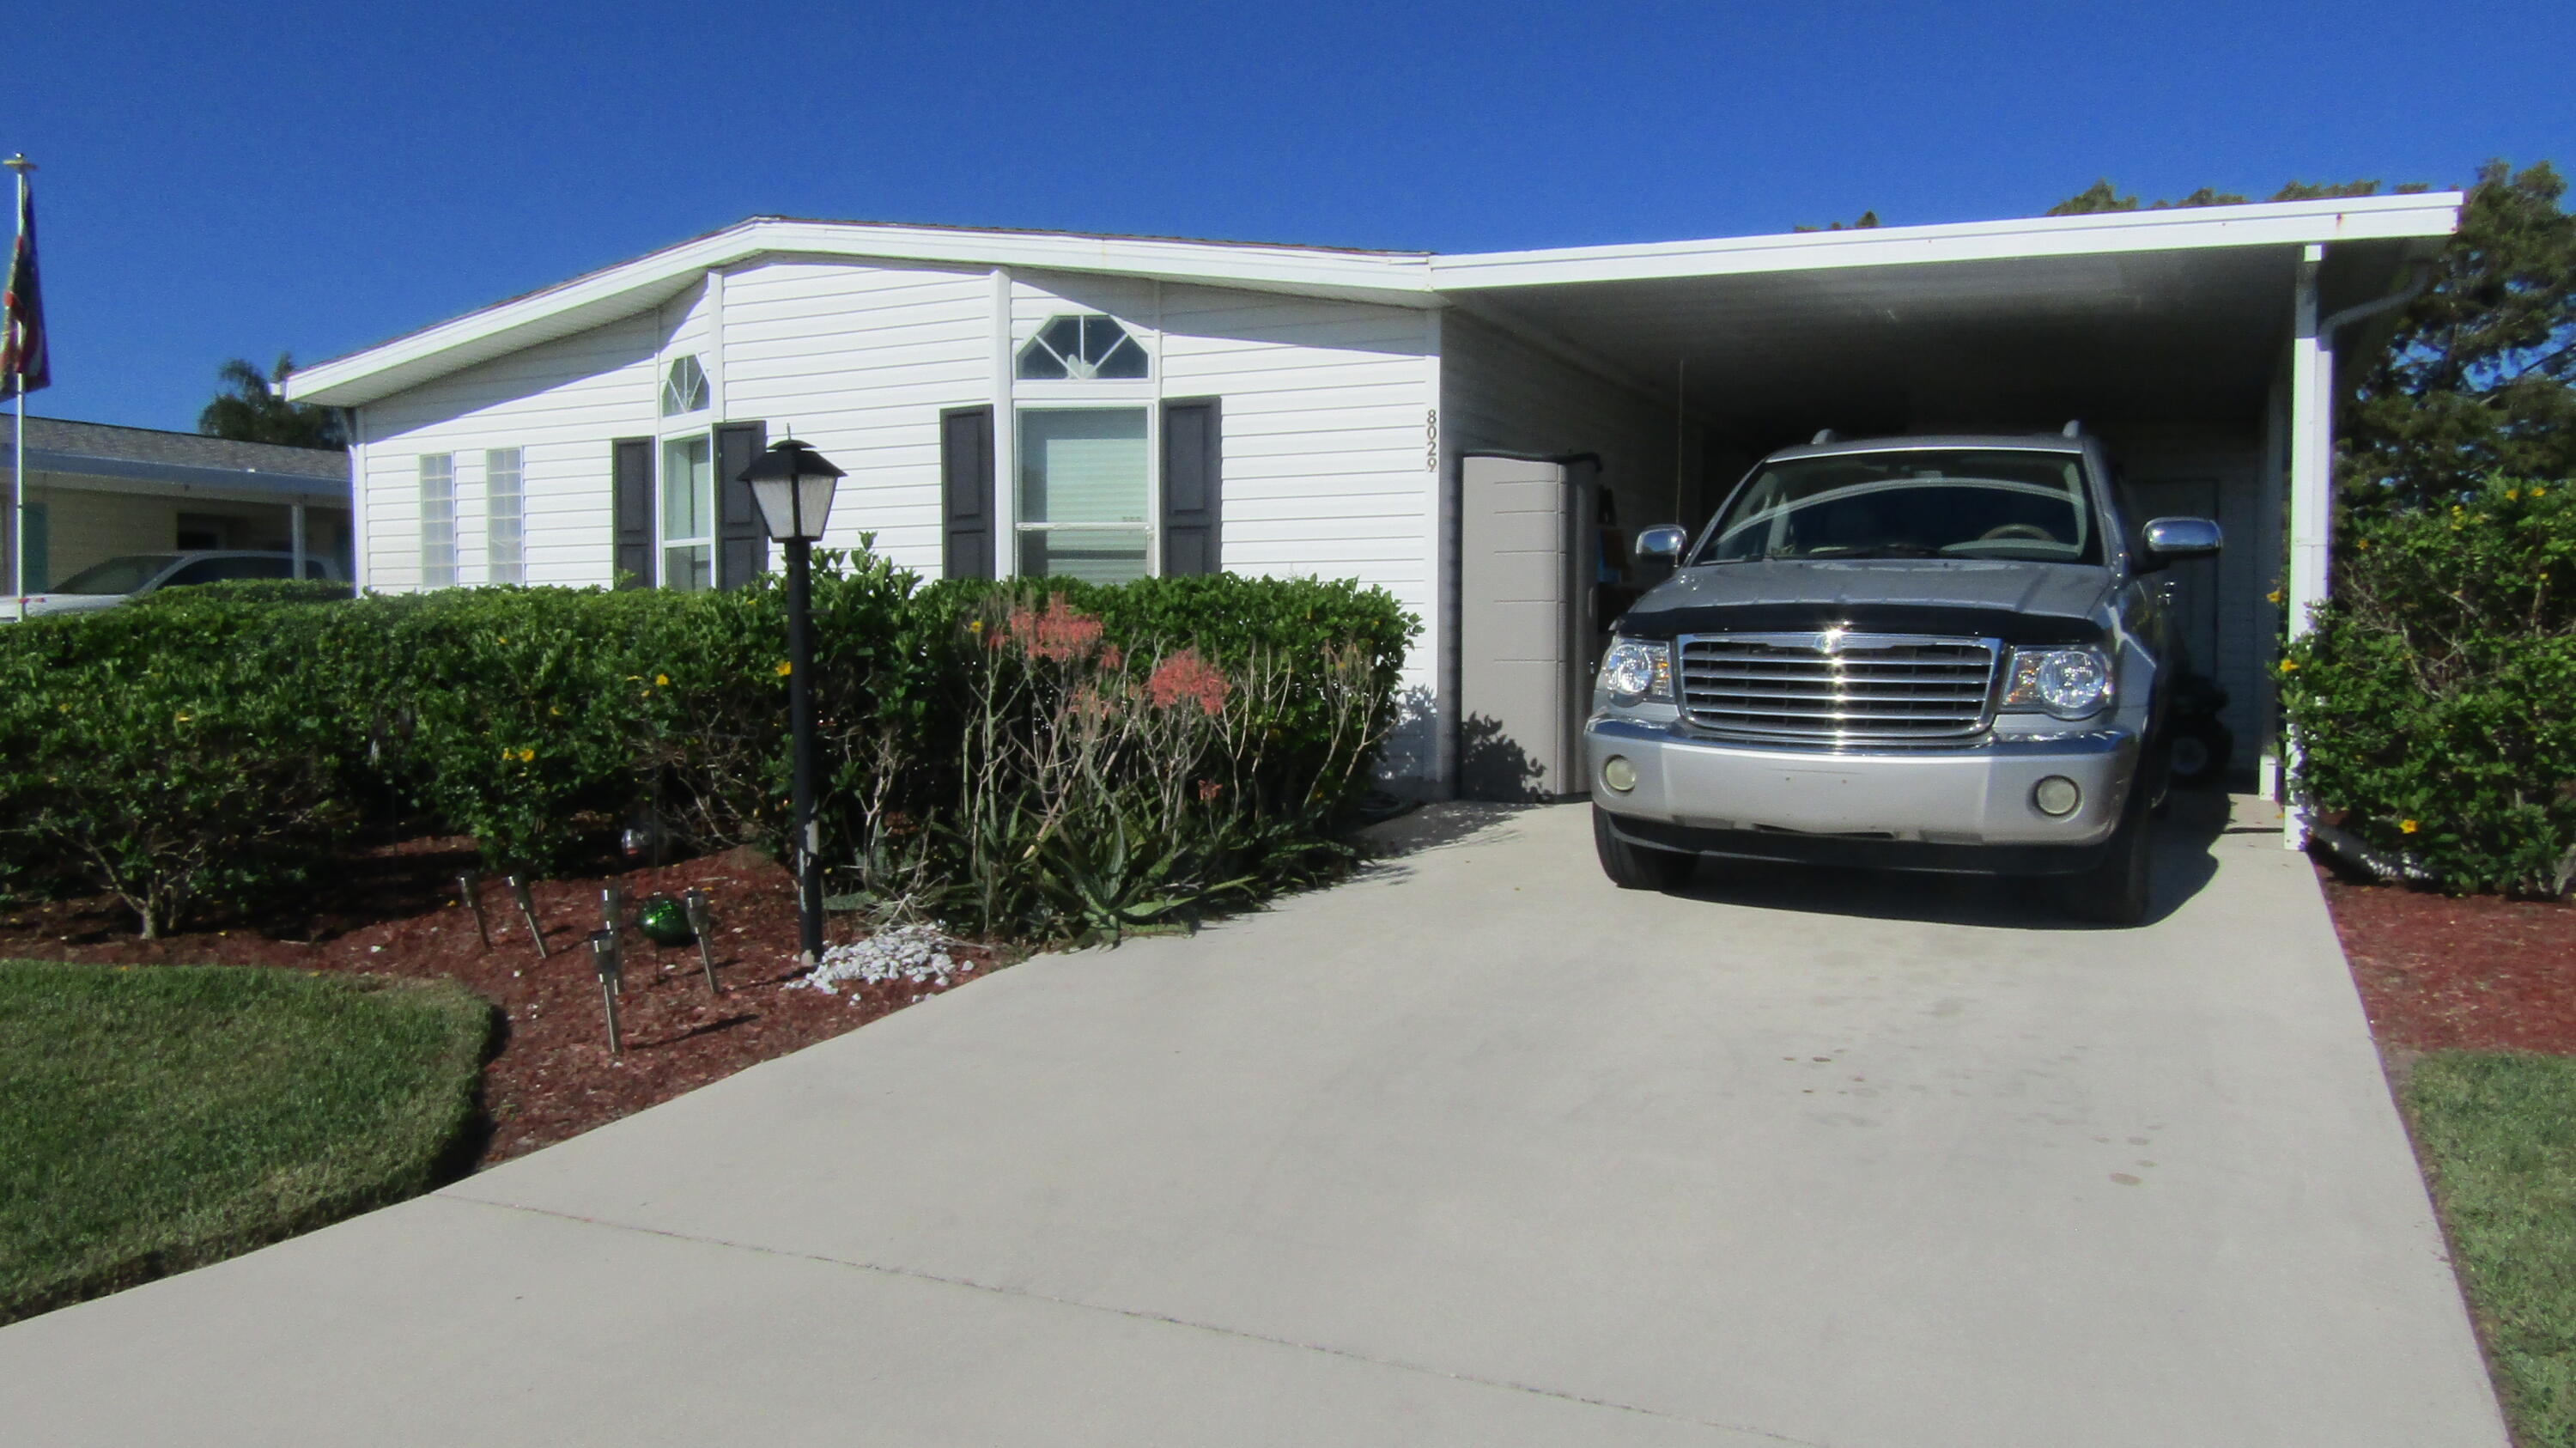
[1425,409,1438,472]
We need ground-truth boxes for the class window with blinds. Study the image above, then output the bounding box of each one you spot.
[419,453,457,587]
[1016,407,1148,583]
[486,447,525,584]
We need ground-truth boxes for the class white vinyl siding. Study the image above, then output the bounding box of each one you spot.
[721,259,993,575]
[485,447,524,583]
[418,454,456,586]
[358,310,662,591]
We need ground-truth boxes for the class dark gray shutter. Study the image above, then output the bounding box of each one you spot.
[941,405,995,581]
[714,421,769,588]
[1161,397,1222,576]
[612,437,654,589]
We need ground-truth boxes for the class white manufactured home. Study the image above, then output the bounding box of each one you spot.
[284,195,2461,795]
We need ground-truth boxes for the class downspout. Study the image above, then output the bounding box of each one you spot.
[2318,258,2434,349]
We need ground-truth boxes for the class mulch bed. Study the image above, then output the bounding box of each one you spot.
[0,837,1008,1168]
[2322,867,2576,1056]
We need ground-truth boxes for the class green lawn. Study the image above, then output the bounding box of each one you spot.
[0,961,489,1324]
[2409,1050,2576,1446]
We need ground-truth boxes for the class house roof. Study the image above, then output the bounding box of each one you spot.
[282,194,2466,410]
[9,416,349,500]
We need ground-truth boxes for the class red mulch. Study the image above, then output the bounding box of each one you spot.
[0,837,1008,1167]
[2322,867,2576,1055]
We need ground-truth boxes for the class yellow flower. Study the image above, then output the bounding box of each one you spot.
[173,713,192,724]
[775,660,793,677]
[2278,660,2300,673]
[548,705,562,716]
[2266,588,2285,604]
[968,619,984,633]
[519,748,536,762]
[2355,539,2368,550]
[2399,819,2420,835]
[655,673,669,686]
[2506,489,2521,500]
[2533,486,2548,497]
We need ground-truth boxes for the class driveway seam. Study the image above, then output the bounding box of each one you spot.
[435,1191,1850,1448]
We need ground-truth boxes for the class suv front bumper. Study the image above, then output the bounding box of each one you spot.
[1583,717,2139,864]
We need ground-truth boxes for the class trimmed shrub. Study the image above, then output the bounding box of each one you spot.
[2282,478,2576,896]
[0,597,356,934]
[0,555,1415,940]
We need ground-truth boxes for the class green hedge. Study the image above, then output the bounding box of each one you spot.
[0,557,1415,939]
[2282,478,2576,896]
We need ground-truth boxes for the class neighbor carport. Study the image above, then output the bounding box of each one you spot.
[1429,193,2462,832]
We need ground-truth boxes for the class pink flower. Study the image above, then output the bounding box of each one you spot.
[1146,648,1230,716]
[999,597,1105,662]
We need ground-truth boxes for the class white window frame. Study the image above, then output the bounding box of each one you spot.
[485,447,525,584]
[419,453,456,587]
[661,354,709,417]
[659,431,715,592]
[1012,402,1158,584]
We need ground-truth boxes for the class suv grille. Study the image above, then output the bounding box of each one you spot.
[1676,632,1998,745]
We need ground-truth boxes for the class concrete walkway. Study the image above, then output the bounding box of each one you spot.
[0,798,2508,1446]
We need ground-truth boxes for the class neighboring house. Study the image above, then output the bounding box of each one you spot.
[1,417,352,593]
[283,197,2460,794]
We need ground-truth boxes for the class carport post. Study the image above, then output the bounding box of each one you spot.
[290,502,307,578]
[2282,245,2331,849]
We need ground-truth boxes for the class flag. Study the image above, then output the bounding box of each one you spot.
[3,180,46,393]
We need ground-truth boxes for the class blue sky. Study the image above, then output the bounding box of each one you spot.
[14,0,2573,433]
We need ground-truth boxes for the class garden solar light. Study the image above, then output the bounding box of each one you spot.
[458,873,493,951]
[599,885,625,993]
[589,929,623,1057]
[737,435,846,968]
[683,888,720,995]
[507,874,547,958]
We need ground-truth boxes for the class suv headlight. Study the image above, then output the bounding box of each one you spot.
[2002,646,2113,719]
[1598,639,1672,706]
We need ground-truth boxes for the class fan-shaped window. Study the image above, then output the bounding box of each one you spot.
[660,355,708,417]
[1016,314,1150,381]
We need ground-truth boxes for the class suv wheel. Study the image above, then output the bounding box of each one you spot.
[1594,806,1695,891]
[2059,809,2152,926]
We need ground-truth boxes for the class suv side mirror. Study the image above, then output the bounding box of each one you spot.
[2140,516,2221,566]
[1635,525,1688,562]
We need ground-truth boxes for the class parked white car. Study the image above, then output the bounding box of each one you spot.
[7,551,349,621]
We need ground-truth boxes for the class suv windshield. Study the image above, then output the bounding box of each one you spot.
[52,555,180,595]
[1698,448,2100,565]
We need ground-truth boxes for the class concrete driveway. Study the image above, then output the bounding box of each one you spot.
[0,797,2508,1446]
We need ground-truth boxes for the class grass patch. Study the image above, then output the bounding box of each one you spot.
[2408,1050,2576,1445]
[0,961,489,1324]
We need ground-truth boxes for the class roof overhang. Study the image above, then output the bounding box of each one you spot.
[284,220,1438,407]
[285,194,2463,416]
[13,449,351,503]
[1436,193,2463,438]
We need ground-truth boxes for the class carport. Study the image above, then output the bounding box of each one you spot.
[1429,193,2462,828]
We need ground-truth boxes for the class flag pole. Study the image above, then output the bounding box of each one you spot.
[3,154,27,624]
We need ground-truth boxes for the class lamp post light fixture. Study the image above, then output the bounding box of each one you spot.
[738,435,847,967]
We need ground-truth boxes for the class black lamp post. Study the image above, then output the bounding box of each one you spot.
[737,435,846,966]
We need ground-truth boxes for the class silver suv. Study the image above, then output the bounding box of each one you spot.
[1584,431,2219,925]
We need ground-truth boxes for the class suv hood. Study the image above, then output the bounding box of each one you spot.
[1615,559,2114,645]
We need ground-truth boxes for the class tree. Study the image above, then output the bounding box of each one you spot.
[2040,167,2570,518]
[1793,209,1881,233]
[197,353,344,450]
[2340,161,2576,514]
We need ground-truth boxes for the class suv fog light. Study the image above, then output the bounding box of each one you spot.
[2032,776,2081,817]
[1602,756,1638,793]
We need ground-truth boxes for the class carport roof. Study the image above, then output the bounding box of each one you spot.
[1439,193,2462,437]
[283,194,2461,411]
